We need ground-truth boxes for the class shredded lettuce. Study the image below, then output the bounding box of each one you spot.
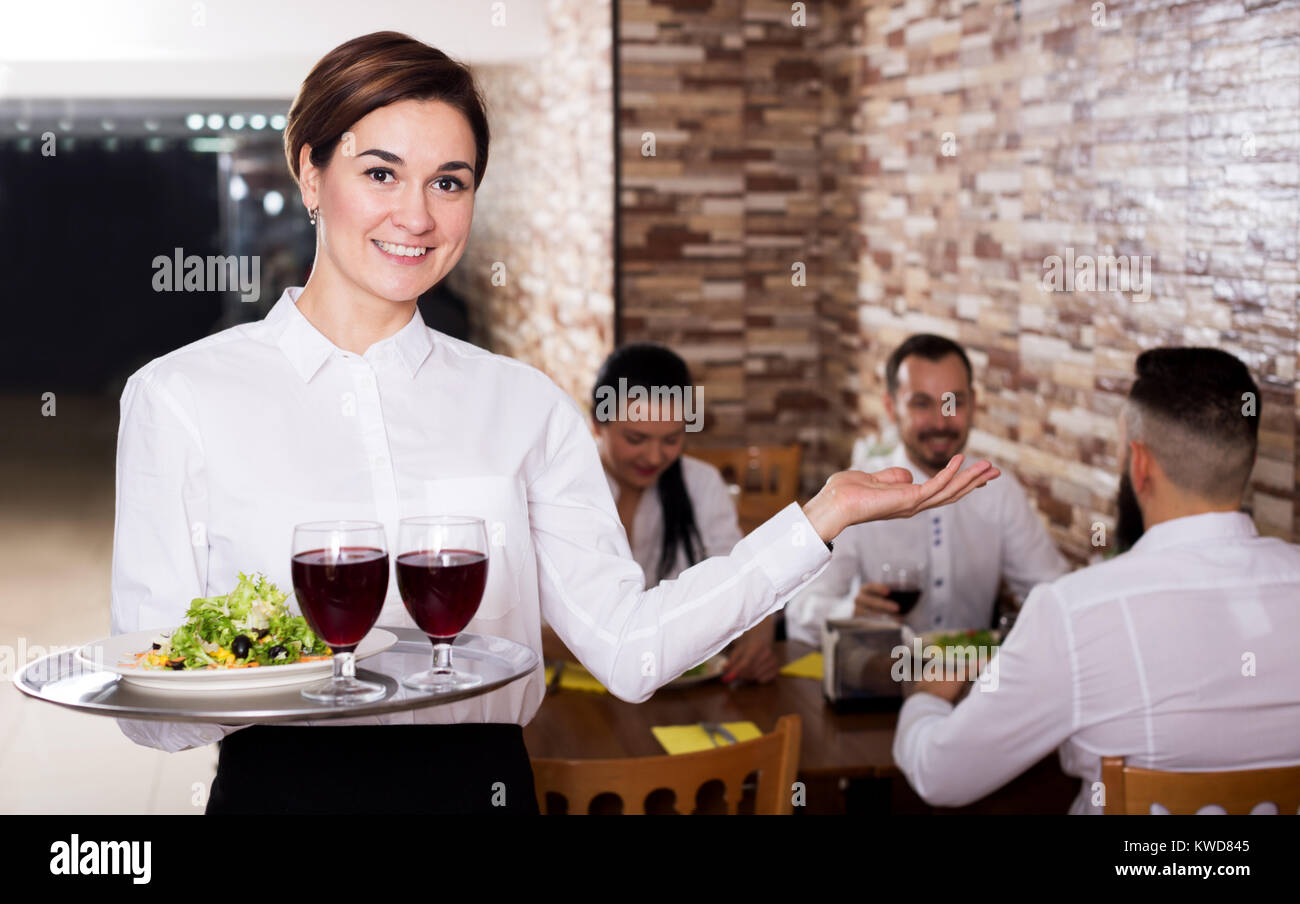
[146,572,330,670]
[930,629,999,649]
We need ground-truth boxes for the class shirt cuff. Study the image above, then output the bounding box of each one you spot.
[741,501,833,597]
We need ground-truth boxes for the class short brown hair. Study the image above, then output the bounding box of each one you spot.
[885,333,973,397]
[284,31,490,190]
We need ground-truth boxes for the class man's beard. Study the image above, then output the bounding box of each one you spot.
[903,428,966,473]
[1115,466,1145,553]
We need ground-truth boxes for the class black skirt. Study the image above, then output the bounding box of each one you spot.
[205,723,539,815]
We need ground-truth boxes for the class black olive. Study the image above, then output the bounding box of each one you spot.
[231,635,252,659]
[256,628,270,640]
[268,644,287,660]
[151,642,161,650]
[168,660,185,670]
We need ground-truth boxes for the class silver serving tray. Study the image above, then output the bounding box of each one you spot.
[12,627,539,724]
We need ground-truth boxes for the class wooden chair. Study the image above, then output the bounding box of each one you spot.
[688,445,802,533]
[531,714,802,815]
[1101,757,1300,815]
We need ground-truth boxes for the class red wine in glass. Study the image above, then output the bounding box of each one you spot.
[292,546,390,652]
[885,585,922,615]
[291,521,390,705]
[397,516,489,693]
[396,549,487,639]
[875,559,928,621]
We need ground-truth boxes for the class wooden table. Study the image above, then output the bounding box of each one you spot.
[524,628,1078,814]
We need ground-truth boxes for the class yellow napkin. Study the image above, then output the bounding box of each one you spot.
[652,721,763,755]
[780,652,824,680]
[544,660,609,694]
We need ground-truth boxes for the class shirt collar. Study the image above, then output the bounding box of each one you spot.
[1129,510,1258,555]
[264,286,433,383]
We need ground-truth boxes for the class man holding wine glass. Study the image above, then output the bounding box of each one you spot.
[108,33,1000,815]
[786,335,1069,644]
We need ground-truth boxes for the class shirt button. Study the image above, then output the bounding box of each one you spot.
[934,578,943,587]
[934,616,942,625]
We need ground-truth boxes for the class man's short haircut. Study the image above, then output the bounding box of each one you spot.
[885,333,974,397]
[1122,347,1259,502]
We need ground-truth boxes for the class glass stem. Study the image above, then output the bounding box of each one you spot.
[432,642,453,674]
[334,650,357,682]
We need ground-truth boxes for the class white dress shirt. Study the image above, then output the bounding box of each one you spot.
[604,456,744,584]
[111,287,832,752]
[784,445,1068,645]
[893,511,1300,814]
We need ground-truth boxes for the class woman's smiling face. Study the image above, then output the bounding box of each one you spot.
[298,98,477,302]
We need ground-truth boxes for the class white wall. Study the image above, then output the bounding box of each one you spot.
[0,0,550,98]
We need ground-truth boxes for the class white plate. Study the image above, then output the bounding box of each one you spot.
[77,628,399,692]
[664,653,728,689]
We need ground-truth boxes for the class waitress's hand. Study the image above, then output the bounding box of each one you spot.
[801,454,998,544]
[721,616,780,684]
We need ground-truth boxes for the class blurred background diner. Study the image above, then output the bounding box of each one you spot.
[2,0,1298,814]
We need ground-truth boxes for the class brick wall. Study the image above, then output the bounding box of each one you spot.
[618,0,860,492]
[853,0,1299,561]
[617,0,1300,560]
[448,0,615,406]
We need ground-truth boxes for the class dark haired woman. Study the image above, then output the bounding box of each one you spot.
[109,31,998,815]
[591,343,780,683]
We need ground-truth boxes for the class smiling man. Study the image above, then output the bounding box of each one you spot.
[786,334,1069,643]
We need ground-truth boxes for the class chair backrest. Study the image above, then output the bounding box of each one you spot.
[532,714,802,815]
[688,445,802,529]
[1101,757,1300,815]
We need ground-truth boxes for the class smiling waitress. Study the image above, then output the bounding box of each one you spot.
[109,31,998,815]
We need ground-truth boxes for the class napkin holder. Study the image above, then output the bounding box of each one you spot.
[821,616,905,713]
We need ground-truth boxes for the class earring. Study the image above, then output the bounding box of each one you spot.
[309,207,319,225]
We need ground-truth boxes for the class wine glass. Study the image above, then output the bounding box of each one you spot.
[871,557,928,619]
[291,521,390,704]
[396,516,489,692]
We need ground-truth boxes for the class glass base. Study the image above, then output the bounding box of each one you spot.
[402,668,482,693]
[300,675,387,704]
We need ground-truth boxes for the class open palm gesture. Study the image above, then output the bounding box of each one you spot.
[802,454,1000,542]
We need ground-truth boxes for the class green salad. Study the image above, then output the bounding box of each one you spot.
[929,629,999,649]
[140,572,330,670]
